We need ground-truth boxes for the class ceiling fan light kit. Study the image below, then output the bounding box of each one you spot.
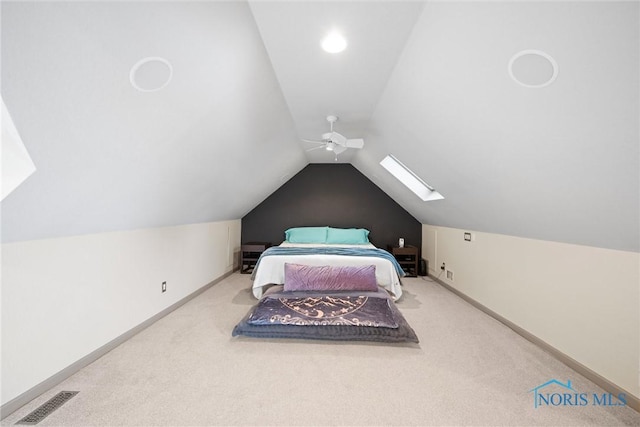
[303,115,365,159]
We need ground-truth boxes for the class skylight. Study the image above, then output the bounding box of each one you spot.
[380,155,444,202]
[2,97,36,201]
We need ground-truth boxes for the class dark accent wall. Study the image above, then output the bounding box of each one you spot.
[241,164,421,250]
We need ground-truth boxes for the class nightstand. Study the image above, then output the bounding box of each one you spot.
[388,245,419,277]
[240,242,271,274]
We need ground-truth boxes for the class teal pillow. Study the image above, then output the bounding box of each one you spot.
[285,227,328,243]
[326,227,370,244]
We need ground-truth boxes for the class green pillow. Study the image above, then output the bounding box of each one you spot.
[326,227,370,244]
[285,227,328,243]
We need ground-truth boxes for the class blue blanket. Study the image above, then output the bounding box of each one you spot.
[250,246,406,279]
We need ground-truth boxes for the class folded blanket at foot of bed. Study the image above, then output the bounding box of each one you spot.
[232,288,419,343]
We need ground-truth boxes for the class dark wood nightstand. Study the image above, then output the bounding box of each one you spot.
[388,245,419,277]
[240,242,271,274]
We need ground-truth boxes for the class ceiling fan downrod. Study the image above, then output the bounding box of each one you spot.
[326,115,338,133]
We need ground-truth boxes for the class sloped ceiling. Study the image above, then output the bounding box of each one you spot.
[354,1,640,252]
[1,1,307,242]
[249,1,424,163]
[1,1,638,252]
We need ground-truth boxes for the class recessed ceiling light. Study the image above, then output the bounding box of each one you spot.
[321,31,347,53]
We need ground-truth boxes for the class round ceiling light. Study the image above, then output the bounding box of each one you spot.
[508,50,558,88]
[321,31,347,53]
[129,57,173,92]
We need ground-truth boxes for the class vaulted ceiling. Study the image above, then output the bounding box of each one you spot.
[1,1,638,252]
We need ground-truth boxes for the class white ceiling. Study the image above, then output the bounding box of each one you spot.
[1,1,638,252]
[250,1,424,163]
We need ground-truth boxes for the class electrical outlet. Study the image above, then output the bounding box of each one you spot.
[162,281,167,293]
[441,262,446,271]
[446,270,454,281]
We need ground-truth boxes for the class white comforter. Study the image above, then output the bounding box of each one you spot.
[251,242,403,300]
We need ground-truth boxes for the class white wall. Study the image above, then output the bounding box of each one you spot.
[1,219,241,405]
[423,224,639,399]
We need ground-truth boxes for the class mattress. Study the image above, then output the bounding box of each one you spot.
[251,242,403,300]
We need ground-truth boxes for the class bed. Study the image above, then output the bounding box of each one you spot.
[233,227,418,343]
[250,227,404,301]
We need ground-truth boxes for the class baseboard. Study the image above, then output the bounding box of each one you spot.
[429,275,640,413]
[0,269,236,420]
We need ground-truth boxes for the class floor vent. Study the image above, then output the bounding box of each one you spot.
[16,391,79,425]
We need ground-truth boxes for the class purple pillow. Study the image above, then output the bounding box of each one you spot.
[284,263,378,292]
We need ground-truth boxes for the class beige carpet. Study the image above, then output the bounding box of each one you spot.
[2,274,639,426]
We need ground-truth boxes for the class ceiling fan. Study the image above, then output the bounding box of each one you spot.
[303,115,364,159]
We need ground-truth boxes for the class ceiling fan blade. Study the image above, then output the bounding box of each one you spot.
[345,138,364,149]
[306,145,326,152]
[330,132,348,146]
[302,139,326,145]
[333,145,348,155]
